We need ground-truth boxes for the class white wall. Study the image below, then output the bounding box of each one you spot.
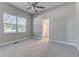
[1,2,78,48]
[73,2,79,47]
[0,3,32,44]
[33,3,76,43]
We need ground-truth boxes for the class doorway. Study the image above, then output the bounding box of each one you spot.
[42,18,49,41]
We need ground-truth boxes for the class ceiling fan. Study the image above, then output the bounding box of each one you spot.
[26,2,45,13]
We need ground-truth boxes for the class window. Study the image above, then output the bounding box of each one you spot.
[17,17,26,32]
[4,13,16,33]
[3,13,26,33]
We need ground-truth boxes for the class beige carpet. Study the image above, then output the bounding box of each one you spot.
[0,39,79,57]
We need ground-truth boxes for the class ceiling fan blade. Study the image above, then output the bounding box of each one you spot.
[32,2,39,7]
[26,7,32,10]
[34,2,38,5]
[36,6,45,9]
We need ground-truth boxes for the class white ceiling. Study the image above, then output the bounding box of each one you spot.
[7,2,66,14]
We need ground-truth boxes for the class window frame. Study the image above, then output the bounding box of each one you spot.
[3,13,17,33]
[17,17,26,33]
[3,13,26,33]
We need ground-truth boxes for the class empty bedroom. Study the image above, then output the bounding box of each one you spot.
[0,2,79,57]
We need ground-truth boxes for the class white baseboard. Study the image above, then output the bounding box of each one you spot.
[0,37,31,47]
[32,37,79,51]
[50,40,76,46]
[33,37,77,46]
[49,40,79,50]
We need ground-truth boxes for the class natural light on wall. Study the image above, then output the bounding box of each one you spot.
[42,19,49,41]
